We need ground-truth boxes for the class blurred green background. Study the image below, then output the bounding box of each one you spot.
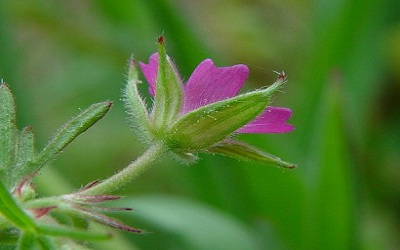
[1,0,399,249]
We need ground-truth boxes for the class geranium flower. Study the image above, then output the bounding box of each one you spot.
[124,37,295,168]
[139,53,294,134]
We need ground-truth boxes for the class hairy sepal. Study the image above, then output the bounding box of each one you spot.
[167,89,272,150]
[208,139,296,168]
[151,37,184,133]
[123,58,153,143]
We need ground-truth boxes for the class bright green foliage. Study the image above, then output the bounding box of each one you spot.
[0,82,112,190]
[0,83,112,249]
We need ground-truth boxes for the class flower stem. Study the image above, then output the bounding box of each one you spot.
[81,141,167,195]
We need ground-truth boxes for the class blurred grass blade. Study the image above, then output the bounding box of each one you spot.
[34,101,112,169]
[115,195,261,250]
[208,139,296,168]
[0,83,17,185]
[302,78,354,249]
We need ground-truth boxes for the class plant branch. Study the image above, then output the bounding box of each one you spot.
[81,141,167,195]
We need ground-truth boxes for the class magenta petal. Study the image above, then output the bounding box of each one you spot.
[182,59,249,113]
[237,106,294,134]
[139,53,158,96]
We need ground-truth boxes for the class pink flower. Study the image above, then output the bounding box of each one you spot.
[139,53,294,134]
[125,38,296,167]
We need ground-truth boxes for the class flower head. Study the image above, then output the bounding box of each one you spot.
[124,37,295,168]
[139,53,294,134]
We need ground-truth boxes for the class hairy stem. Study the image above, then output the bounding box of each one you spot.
[81,141,167,195]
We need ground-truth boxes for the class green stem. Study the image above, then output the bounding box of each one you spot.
[81,141,167,195]
[24,196,63,210]
[26,141,167,208]
[0,182,36,230]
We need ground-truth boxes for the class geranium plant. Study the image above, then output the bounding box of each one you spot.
[0,37,295,249]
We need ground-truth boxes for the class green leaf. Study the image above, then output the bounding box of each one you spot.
[11,126,35,187]
[123,58,153,143]
[167,89,272,150]
[14,126,35,169]
[152,37,184,133]
[0,83,17,185]
[208,139,296,169]
[34,101,112,169]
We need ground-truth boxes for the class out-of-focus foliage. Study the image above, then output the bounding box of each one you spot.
[0,0,399,249]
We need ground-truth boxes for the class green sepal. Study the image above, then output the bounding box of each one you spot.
[34,101,112,170]
[0,83,17,184]
[123,58,153,143]
[208,139,296,169]
[167,88,273,150]
[65,205,142,233]
[152,37,184,133]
